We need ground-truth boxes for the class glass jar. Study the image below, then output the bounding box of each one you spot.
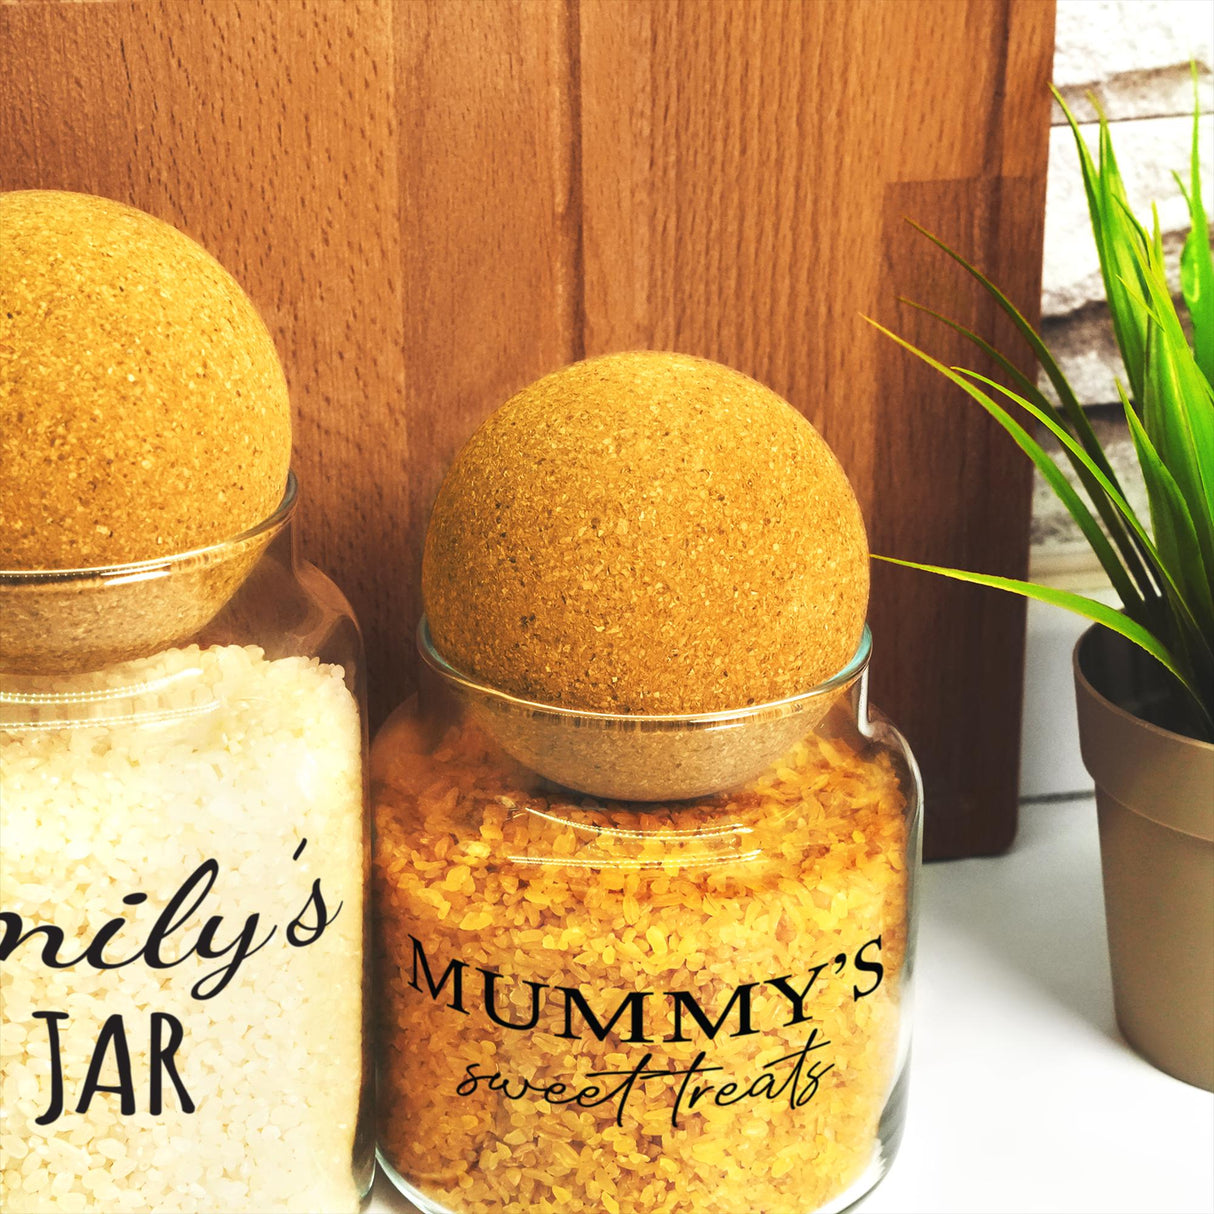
[373,620,921,1214]
[0,475,373,1214]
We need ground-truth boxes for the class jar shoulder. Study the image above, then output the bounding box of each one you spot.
[196,543,364,675]
[372,709,915,882]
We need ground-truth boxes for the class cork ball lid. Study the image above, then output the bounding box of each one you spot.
[0,190,291,570]
[423,351,869,714]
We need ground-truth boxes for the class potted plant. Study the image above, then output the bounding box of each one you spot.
[869,82,1213,1091]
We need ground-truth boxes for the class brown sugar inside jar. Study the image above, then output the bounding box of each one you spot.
[372,621,921,1214]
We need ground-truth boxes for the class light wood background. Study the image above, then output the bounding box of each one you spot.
[0,0,1056,859]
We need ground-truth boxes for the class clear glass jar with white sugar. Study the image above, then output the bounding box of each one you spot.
[1,474,372,1213]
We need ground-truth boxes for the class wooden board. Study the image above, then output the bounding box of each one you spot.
[0,0,1055,858]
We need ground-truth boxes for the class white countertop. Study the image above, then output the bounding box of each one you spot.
[369,796,1214,1214]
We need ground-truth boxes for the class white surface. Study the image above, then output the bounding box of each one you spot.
[1019,594,1118,799]
[368,798,1214,1214]
[862,797,1214,1214]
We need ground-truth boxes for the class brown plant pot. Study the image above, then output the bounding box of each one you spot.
[1074,624,1214,1091]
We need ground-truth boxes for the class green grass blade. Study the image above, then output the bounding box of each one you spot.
[1121,385,1214,644]
[1055,88,1158,403]
[961,367,1212,646]
[905,218,1115,479]
[1141,315,1214,580]
[1122,242,1214,560]
[865,317,1144,609]
[1053,88,1107,269]
[901,298,1157,598]
[1178,67,1214,386]
[872,311,1208,655]
[874,555,1213,734]
[1096,115,1153,401]
[900,297,1058,411]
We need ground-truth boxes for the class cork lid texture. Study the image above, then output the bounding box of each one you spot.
[424,351,870,714]
[2,191,868,714]
[0,190,291,570]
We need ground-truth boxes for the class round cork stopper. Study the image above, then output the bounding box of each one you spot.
[423,351,869,714]
[0,190,291,570]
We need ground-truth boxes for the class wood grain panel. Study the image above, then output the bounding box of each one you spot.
[0,0,576,724]
[578,0,1054,856]
[0,0,1054,855]
[394,0,580,702]
[872,179,1045,859]
[1,0,409,713]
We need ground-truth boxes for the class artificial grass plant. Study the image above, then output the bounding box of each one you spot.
[868,80,1214,740]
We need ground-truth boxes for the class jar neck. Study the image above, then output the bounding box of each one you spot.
[414,618,875,802]
[418,615,874,732]
[1,475,299,677]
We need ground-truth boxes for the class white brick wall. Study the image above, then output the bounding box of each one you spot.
[1051,0,1214,122]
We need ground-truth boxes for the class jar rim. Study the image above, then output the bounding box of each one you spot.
[0,472,298,586]
[417,614,873,727]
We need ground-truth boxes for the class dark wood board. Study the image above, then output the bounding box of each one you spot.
[0,0,1056,858]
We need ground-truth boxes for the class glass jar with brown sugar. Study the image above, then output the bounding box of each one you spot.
[372,619,920,1214]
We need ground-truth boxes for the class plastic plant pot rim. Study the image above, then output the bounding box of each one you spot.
[1073,625,1214,756]
[1073,625,1214,842]
[0,471,299,586]
[417,614,873,729]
